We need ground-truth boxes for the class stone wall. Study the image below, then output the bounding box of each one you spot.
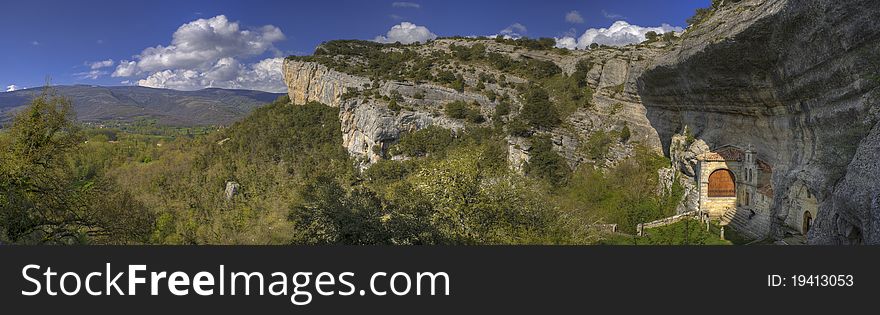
[698,160,740,218]
[782,181,819,234]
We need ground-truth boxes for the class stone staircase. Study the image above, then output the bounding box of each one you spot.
[720,208,761,240]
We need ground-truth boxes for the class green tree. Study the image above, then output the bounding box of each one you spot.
[289,176,391,245]
[408,146,578,244]
[0,89,154,244]
[390,126,455,157]
[445,100,469,119]
[523,136,571,186]
[444,100,482,123]
[620,124,631,143]
[520,86,560,129]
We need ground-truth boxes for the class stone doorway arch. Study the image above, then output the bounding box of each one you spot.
[708,169,736,197]
[803,211,813,234]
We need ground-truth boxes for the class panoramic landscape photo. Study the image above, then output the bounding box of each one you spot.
[1,0,878,245]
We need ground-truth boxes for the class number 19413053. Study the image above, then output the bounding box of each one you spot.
[768,274,854,287]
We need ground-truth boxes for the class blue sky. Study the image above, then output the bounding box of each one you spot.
[0,0,709,92]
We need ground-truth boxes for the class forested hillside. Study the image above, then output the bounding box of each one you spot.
[0,89,685,244]
[0,85,283,126]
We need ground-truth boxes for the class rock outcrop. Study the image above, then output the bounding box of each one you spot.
[283,58,473,164]
[638,0,880,244]
[284,40,671,167]
[283,60,370,107]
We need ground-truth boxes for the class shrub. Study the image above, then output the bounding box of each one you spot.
[451,77,466,92]
[585,130,614,161]
[507,118,532,137]
[520,86,560,129]
[559,145,681,234]
[620,124,631,143]
[495,102,510,117]
[687,8,714,26]
[342,87,360,100]
[524,136,571,186]
[388,99,401,112]
[449,43,486,61]
[390,90,403,102]
[445,100,469,119]
[485,90,497,102]
[445,100,483,123]
[390,126,455,157]
[436,70,456,83]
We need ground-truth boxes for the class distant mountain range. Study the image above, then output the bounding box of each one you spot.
[0,85,285,126]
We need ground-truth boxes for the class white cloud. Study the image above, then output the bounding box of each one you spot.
[137,57,286,92]
[5,85,19,92]
[391,2,420,8]
[555,37,578,49]
[110,15,287,92]
[75,70,109,80]
[565,11,584,24]
[31,41,39,46]
[89,59,115,69]
[73,60,115,79]
[113,60,138,77]
[122,15,284,73]
[555,20,683,49]
[374,22,437,44]
[499,23,527,37]
[602,10,623,20]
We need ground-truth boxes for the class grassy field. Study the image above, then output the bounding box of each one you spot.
[597,218,733,245]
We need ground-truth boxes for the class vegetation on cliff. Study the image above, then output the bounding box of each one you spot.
[287,38,594,134]
[1,89,683,244]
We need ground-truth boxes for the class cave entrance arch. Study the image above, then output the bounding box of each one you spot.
[708,169,736,197]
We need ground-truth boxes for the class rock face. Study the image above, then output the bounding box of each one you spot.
[282,0,879,244]
[283,58,470,164]
[224,181,240,200]
[283,60,370,107]
[283,40,671,168]
[638,0,880,244]
[338,99,463,164]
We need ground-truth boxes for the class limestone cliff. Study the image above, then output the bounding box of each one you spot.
[283,58,478,163]
[283,60,370,107]
[638,0,880,244]
[283,39,670,168]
